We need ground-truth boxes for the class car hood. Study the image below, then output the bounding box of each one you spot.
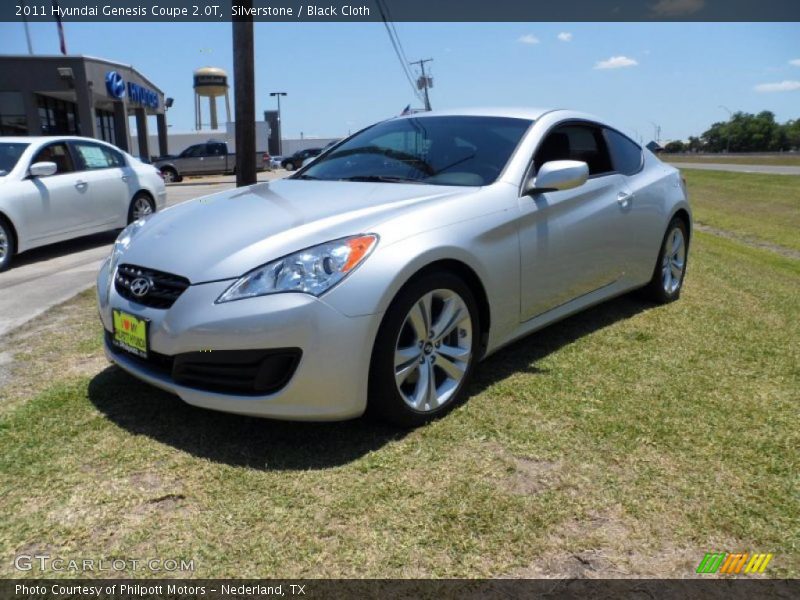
[119,179,471,282]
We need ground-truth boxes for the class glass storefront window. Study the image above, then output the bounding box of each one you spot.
[36,94,80,136]
[0,91,28,135]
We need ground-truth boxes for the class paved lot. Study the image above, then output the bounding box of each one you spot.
[672,162,800,175]
[0,172,283,337]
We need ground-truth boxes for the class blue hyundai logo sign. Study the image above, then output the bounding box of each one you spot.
[105,71,126,99]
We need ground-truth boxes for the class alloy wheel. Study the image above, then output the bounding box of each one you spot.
[661,226,686,294]
[132,197,154,220]
[0,225,8,260]
[394,289,473,412]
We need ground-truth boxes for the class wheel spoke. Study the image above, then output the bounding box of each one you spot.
[436,343,470,361]
[670,263,682,280]
[435,353,466,382]
[662,266,671,290]
[406,296,430,341]
[432,296,467,341]
[411,361,431,409]
[395,360,419,387]
[671,231,681,254]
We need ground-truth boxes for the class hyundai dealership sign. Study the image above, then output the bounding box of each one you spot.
[105,71,159,109]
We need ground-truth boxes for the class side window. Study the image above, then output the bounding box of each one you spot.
[206,143,225,156]
[181,145,204,158]
[31,142,75,175]
[534,123,614,176]
[72,142,121,170]
[604,128,643,176]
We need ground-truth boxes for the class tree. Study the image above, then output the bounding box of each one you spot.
[700,111,795,152]
[664,140,686,153]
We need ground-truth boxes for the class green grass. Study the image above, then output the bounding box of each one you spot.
[665,154,800,167]
[1,231,797,578]
[681,169,800,253]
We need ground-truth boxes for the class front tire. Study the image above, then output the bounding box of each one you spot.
[368,271,480,427]
[643,216,689,303]
[0,217,16,272]
[128,193,155,224]
[160,167,179,183]
[284,161,295,171]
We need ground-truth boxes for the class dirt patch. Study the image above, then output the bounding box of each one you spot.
[508,508,731,578]
[509,457,561,495]
[694,223,800,260]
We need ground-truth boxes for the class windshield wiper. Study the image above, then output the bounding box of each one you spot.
[338,175,425,184]
[292,174,320,180]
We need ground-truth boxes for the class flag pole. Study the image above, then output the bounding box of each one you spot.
[21,1,34,54]
[52,0,67,55]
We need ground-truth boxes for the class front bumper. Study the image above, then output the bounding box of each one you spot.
[97,260,381,420]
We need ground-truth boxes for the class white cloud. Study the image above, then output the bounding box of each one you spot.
[754,80,800,93]
[790,59,800,67]
[651,0,705,16]
[557,32,573,42]
[517,34,540,45]
[595,56,639,70]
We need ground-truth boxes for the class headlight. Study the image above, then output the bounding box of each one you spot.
[109,217,149,268]
[216,234,378,303]
[106,217,150,301]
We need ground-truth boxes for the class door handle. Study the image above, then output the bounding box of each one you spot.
[617,191,633,209]
[75,180,88,190]
[121,175,130,182]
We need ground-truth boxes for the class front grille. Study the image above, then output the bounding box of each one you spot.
[115,264,191,309]
[106,332,301,396]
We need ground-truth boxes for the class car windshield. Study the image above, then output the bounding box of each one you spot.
[0,142,30,176]
[296,115,532,186]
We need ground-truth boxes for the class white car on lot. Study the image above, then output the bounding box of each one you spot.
[0,136,166,271]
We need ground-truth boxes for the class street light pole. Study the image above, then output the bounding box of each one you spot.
[270,92,287,156]
[719,105,732,153]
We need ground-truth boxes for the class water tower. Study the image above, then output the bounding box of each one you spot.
[193,67,231,130]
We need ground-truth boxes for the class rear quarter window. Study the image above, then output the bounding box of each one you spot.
[604,128,643,176]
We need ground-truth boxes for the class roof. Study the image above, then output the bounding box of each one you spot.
[0,54,163,95]
[396,107,556,121]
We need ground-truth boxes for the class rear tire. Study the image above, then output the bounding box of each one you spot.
[160,167,180,183]
[642,216,689,303]
[128,193,155,224]
[368,271,480,427]
[0,217,15,272]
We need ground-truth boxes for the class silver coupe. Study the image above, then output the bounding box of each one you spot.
[96,108,691,426]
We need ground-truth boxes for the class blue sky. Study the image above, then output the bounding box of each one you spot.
[2,21,799,141]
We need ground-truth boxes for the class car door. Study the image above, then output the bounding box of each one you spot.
[178,144,205,175]
[602,127,662,283]
[70,140,131,228]
[22,141,89,241]
[204,142,228,173]
[518,122,632,320]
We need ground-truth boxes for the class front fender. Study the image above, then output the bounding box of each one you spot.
[322,207,522,352]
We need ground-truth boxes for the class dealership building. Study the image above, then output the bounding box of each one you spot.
[0,55,168,160]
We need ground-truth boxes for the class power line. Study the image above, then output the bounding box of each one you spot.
[376,0,423,104]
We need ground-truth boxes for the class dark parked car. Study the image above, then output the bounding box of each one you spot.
[281,148,322,171]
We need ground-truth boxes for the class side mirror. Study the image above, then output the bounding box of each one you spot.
[29,161,58,178]
[524,160,589,194]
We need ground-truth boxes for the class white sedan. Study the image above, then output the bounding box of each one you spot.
[0,136,166,271]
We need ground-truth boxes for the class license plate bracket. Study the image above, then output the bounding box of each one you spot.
[112,309,149,359]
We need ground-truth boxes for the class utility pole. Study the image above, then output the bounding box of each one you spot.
[409,58,433,111]
[232,0,256,187]
[270,92,287,156]
[649,120,661,145]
